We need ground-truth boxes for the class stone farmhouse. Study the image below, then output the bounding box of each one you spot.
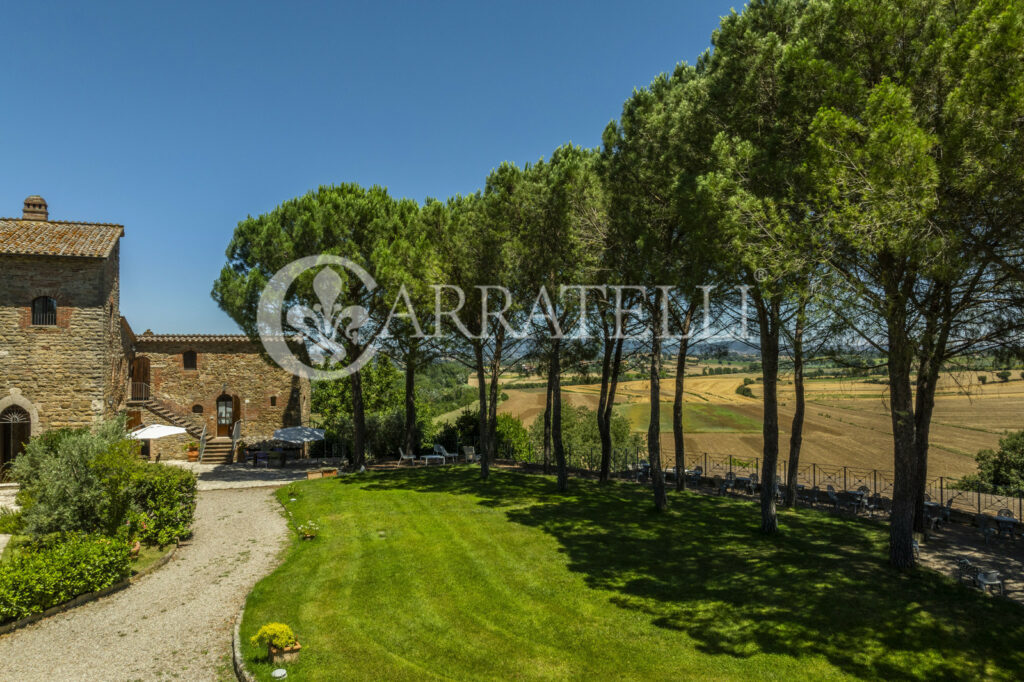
[0,196,309,469]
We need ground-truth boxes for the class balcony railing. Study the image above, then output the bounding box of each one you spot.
[130,382,150,401]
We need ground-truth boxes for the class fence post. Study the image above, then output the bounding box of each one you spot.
[813,463,817,488]
[873,469,877,495]
[939,477,944,506]
[978,484,982,514]
[729,456,733,475]
[704,452,708,474]
[843,466,847,491]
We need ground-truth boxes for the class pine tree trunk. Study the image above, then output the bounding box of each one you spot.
[552,339,567,491]
[351,368,366,467]
[486,328,505,468]
[474,344,489,480]
[673,306,695,492]
[756,297,780,534]
[403,344,418,458]
[649,315,668,512]
[887,314,919,570]
[543,359,554,476]
[785,302,806,508]
[598,333,623,483]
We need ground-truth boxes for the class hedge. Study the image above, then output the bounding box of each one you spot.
[0,533,131,624]
[128,464,198,546]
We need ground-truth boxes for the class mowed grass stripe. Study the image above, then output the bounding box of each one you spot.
[241,469,1024,681]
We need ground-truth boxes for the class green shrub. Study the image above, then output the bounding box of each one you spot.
[12,420,137,537]
[12,418,196,546]
[736,385,755,398]
[996,370,1011,382]
[0,509,23,535]
[127,464,197,546]
[0,533,130,624]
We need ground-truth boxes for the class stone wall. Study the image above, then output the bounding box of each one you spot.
[0,253,116,431]
[135,338,309,459]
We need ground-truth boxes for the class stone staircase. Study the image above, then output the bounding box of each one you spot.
[132,397,237,464]
[200,437,235,465]
[137,399,206,441]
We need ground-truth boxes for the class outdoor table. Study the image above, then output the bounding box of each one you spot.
[421,453,444,465]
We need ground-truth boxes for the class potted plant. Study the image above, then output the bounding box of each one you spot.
[184,441,199,462]
[320,467,338,479]
[306,469,322,480]
[298,520,320,539]
[251,623,301,663]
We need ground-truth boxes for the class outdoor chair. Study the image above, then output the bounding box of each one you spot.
[797,486,812,506]
[912,539,920,559]
[942,498,954,524]
[746,473,759,495]
[998,508,1014,518]
[976,570,1005,596]
[462,446,478,463]
[433,444,458,463]
[712,475,725,495]
[687,466,703,487]
[724,472,736,493]
[826,487,842,513]
[865,493,883,518]
[254,451,269,468]
[955,558,978,586]
[397,447,416,466]
[977,515,1000,545]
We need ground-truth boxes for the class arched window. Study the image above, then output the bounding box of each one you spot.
[192,404,204,414]
[1,406,31,469]
[183,350,197,370]
[31,296,57,326]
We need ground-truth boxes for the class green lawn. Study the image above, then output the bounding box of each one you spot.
[241,469,1024,681]
[617,401,761,433]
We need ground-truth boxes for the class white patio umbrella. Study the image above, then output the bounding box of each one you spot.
[273,426,326,443]
[128,424,187,440]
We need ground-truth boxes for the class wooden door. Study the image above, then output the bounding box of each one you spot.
[131,357,151,400]
[216,395,233,437]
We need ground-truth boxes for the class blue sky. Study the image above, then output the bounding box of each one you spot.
[1,1,736,333]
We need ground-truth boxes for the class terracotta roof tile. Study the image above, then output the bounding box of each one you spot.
[0,218,123,258]
[135,332,255,344]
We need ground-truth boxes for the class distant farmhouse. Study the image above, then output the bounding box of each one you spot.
[0,196,309,467]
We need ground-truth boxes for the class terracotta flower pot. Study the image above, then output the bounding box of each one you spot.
[130,540,141,559]
[269,641,301,664]
[306,470,322,480]
[187,450,199,462]
[321,468,338,479]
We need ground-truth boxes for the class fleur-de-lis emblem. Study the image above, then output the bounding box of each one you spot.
[286,267,369,367]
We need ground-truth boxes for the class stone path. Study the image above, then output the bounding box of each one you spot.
[0,486,289,681]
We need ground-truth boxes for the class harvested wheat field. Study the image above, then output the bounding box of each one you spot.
[495,372,1024,478]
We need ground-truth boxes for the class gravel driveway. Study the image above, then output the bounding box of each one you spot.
[0,486,289,681]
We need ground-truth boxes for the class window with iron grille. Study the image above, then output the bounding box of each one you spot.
[31,296,57,325]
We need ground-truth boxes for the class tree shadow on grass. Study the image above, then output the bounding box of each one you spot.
[346,468,1024,680]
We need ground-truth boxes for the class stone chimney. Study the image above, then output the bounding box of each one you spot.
[23,195,48,221]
